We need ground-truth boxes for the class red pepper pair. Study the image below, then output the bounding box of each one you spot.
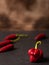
[0,40,14,52]
[28,41,43,62]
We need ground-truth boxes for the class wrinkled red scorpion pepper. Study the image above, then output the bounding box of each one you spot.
[28,41,43,62]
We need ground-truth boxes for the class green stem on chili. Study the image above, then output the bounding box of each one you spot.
[35,41,41,49]
[11,37,20,42]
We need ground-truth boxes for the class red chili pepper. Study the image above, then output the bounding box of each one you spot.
[28,41,43,62]
[4,34,28,42]
[0,44,14,52]
[34,33,46,41]
[4,34,17,40]
[4,34,28,40]
[0,40,12,47]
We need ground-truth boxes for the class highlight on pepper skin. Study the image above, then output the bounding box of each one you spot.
[34,33,46,41]
[0,44,14,52]
[4,34,28,42]
[28,41,43,62]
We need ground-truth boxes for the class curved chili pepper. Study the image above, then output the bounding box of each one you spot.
[4,34,28,41]
[34,33,46,41]
[28,41,43,62]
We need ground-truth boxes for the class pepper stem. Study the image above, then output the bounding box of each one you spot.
[11,34,28,42]
[11,37,20,42]
[35,41,41,49]
[16,34,28,37]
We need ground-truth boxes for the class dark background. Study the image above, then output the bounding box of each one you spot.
[0,31,49,65]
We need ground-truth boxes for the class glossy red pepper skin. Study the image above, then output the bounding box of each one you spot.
[28,48,43,62]
[4,34,28,40]
[0,44,14,52]
[4,34,18,40]
[34,33,46,40]
[39,49,43,60]
[0,40,12,47]
[30,55,38,62]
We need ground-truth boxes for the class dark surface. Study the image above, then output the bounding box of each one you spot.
[0,31,49,65]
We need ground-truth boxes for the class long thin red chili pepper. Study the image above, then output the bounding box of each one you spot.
[0,40,12,47]
[4,34,28,41]
[0,44,14,52]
